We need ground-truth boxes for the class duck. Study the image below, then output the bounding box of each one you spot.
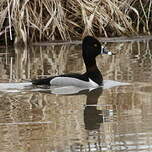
[32,36,113,88]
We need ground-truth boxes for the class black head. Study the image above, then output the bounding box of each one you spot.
[82,36,101,59]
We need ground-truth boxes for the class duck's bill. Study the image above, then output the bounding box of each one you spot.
[101,46,115,55]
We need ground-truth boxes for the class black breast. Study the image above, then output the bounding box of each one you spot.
[84,70,103,86]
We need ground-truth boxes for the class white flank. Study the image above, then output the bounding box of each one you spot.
[51,86,87,95]
[50,77,99,88]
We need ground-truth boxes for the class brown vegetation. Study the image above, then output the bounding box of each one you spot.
[0,0,152,45]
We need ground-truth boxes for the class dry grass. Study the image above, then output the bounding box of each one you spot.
[0,0,151,45]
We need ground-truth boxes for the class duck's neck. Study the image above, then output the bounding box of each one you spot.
[83,57,98,73]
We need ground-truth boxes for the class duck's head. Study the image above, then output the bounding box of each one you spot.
[82,36,113,59]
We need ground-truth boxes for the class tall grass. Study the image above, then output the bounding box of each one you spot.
[0,0,151,45]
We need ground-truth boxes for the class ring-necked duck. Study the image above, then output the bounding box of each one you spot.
[32,36,113,88]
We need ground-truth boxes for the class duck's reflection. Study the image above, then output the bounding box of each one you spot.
[84,88,103,130]
[49,86,104,131]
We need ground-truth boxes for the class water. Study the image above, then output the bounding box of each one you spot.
[0,39,152,152]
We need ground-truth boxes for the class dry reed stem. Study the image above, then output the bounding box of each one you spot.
[0,0,151,45]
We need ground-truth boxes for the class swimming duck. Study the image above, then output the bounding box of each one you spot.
[32,36,113,88]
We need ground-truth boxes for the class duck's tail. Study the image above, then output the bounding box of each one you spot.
[32,77,53,85]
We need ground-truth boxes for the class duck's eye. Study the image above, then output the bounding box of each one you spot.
[94,43,98,47]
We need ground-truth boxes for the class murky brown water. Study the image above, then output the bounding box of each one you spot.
[0,39,152,152]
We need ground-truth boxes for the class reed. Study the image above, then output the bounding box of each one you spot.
[0,0,151,45]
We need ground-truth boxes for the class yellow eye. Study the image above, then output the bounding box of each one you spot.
[94,44,97,47]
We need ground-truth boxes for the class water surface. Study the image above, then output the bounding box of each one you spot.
[0,39,152,152]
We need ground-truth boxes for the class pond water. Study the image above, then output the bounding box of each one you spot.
[0,38,152,152]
